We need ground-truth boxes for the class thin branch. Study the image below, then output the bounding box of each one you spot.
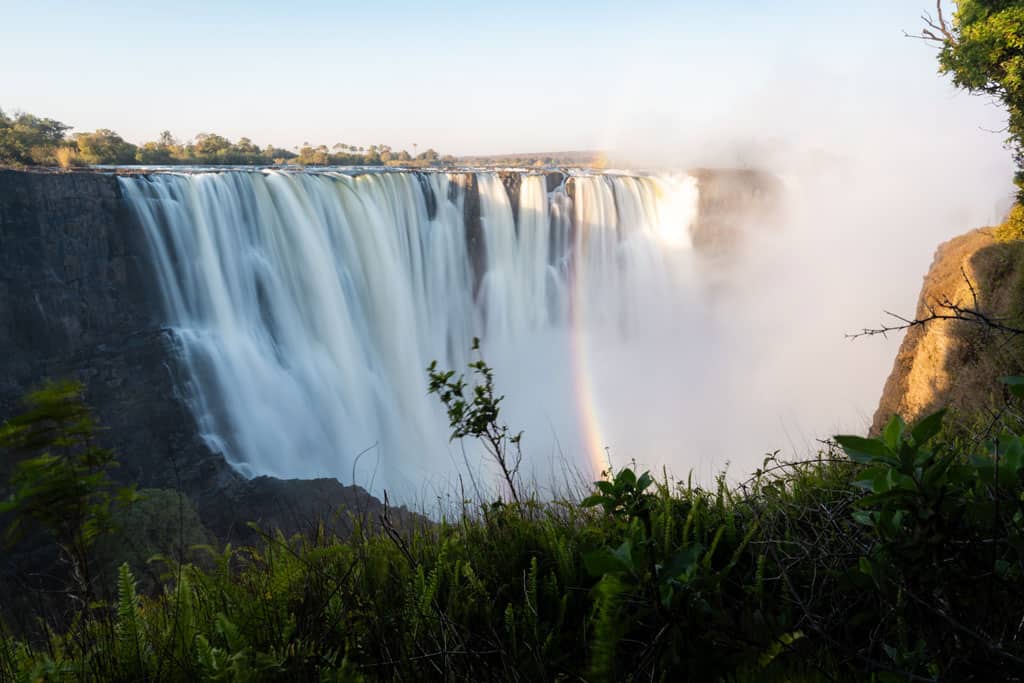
[848,302,1024,340]
[848,267,1024,339]
[906,1,956,45]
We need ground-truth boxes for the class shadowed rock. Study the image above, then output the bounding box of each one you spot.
[0,169,424,547]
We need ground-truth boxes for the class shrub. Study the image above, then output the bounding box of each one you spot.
[996,204,1024,242]
[2,372,1024,680]
[54,146,80,169]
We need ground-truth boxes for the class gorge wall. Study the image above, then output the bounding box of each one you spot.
[0,167,777,536]
[0,170,418,542]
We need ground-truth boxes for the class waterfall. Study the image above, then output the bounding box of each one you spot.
[120,169,700,496]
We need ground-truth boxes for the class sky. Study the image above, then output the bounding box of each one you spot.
[0,0,1006,157]
[2,0,1019,486]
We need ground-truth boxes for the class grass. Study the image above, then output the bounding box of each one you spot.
[2,370,1024,680]
[2,437,1023,681]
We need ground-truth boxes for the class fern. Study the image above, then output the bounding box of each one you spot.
[589,574,629,682]
[115,562,143,674]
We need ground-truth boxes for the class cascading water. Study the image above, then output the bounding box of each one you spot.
[120,169,700,497]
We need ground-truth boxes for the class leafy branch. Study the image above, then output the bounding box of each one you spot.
[428,338,523,504]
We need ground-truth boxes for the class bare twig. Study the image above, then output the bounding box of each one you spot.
[906,1,956,44]
[848,268,1024,339]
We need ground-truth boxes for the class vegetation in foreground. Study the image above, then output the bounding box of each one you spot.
[2,352,1024,682]
[4,3,1024,680]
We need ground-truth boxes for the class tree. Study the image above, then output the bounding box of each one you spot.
[135,141,174,164]
[915,1,1024,200]
[191,132,233,162]
[0,110,71,165]
[427,339,523,504]
[0,381,137,603]
[296,144,330,165]
[75,129,138,165]
[157,130,177,147]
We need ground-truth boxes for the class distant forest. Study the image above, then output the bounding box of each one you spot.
[0,108,604,169]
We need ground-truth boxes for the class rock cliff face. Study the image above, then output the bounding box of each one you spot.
[0,167,779,536]
[873,228,1024,432]
[0,170,401,543]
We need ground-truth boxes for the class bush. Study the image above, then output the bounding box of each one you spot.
[996,204,1024,242]
[3,371,1024,680]
[54,146,80,169]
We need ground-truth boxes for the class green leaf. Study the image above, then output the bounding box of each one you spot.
[1000,436,1024,473]
[611,540,634,570]
[995,559,1012,579]
[835,435,897,465]
[852,511,875,527]
[617,468,636,488]
[583,547,631,576]
[1002,375,1024,398]
[882,415,906,450]
[660,544,704,582]
[910,409,946,446]
[853,466,891,493]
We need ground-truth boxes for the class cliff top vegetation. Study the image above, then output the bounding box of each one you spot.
[0,109,607,170]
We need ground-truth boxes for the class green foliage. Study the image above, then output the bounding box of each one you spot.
[835,407,1024,676]
[73,129,138,165]
[0,380,137,600]
[3,372,1024,679]
[934,1,1024,199]
[1,106,458,168]
[0,108,71,165]
[92,488,214,594]
[428,338,523,503]
[996,202,1024,240]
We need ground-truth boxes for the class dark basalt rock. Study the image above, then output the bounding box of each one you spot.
[0,170,214,493]
[545,171,564,193]
[205,476,423,546]
[497,171,522,226]
[416,172,437,221]
[453,172,486,297]
[0,170,415,548]
[0,166,780,549]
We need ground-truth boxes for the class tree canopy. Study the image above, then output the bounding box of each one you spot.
[0,107,458,168]
[922,0,1024,199]
[0,109,71,165]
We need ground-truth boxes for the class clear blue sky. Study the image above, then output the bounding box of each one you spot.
[0,1,1004,157]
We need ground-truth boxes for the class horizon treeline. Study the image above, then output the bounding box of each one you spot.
[0,107,454,168]
[0,107,602,169]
